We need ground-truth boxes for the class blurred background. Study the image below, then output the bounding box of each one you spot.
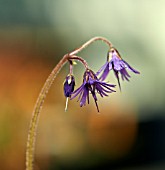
[0,0,165,169]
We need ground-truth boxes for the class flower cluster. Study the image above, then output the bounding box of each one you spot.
[26,37,140,170]
[63,47,140,112]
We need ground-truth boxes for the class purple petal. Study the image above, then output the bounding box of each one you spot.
[71,84,84,99]
[123,60,140,74]
[64,75,75,97]
[97,86,112,94]
[77,90,83,102]
[97,83,114,93]
[99,63,110,81]
[97,89,109,97]
[96,62,108,76]
[80,87,88,107]
[95,84,108,97]
[99,83,116,92]
[120,69,130,81]
[99,81,116,88]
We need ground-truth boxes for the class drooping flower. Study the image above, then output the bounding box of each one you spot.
[71,69,116,112]
[96,47,140,89]
[64,74,75,97]
[63,74,75,111]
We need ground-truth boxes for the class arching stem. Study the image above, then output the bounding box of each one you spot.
[26,54,69,170]
[69,36,113,56]
[25,37,113,170]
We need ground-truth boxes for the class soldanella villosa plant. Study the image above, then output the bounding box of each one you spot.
[25,36,140,170]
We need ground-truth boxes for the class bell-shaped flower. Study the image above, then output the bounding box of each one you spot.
[97,47,140,89]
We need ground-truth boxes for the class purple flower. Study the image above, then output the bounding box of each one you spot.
[64,74,75,97]
[96,47,140,89]
[71,69,116,112]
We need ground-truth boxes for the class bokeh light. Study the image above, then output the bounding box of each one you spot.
[0,1,165,170]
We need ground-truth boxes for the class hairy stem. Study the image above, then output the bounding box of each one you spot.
[26,54,69,170]
[69,36,113,56]
[26,37,112,170]
[69,55,88,69]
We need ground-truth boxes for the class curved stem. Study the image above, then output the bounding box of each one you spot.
[69,36,113,56]
[25,55,88,170]
[26,54,69,170]
[69,55,88,69]
[69,62,73,75]
[26,37,113,170]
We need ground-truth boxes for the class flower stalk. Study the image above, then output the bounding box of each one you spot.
[26,54,88,169]
[25,36,139,170]
[26,54,69,170]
